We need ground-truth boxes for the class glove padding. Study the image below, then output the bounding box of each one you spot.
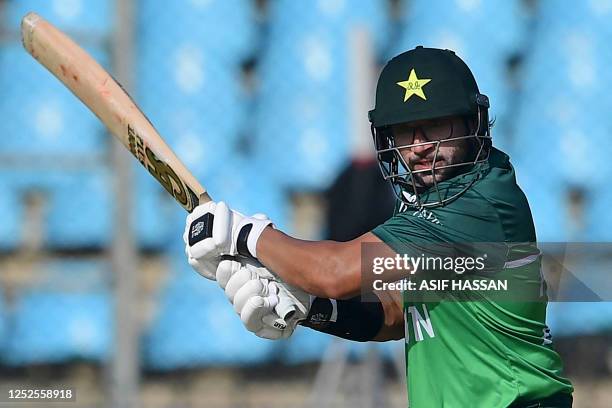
[220,261,311,340]
[184,201,272,280]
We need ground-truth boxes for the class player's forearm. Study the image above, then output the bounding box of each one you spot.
[257,227,362,299]
[372,290,405,341]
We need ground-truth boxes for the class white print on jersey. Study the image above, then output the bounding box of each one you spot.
[404,304,436,344]
[411,208,441,225]
[398,193,442,225]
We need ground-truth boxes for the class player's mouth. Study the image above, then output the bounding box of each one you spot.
[412,159,443,171]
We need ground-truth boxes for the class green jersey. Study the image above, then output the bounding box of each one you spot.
[372,148,573,407]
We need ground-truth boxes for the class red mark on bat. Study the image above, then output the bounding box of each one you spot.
[98,78,110,96]
[72,74,78,82]
[59,64,68,77]
[113,112,122,123]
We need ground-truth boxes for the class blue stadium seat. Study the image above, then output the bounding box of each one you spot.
[392,0,528,129]
[0,179,22,250]
[5,0,113,36]
[0,165,177,251]
[136,41,246,182]
[265,0,390,57]
[512,163,570,242]
[253,94,351,191]
[512,2,612,242]
[393,0,526,56]
[512,1,612,187]
[45,168,113,249]
[3,260,113,365]
[4,292,113,365]
[203,155,290,231]
[281,327,333,365]
[0,44,108,157]
[138,0,257,64]
[253,0,391,190]
[132,165,176,250]
[136,1,255,171]
[546,251,612,337]
[584,187,612,241]
[0,168,112,250]
[547,302,612,337]
[147,99,241,182]
[143,252,277,369]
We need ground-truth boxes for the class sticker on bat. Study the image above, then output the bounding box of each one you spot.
[128,124,146,166]
[144,147,190,207]
[127,124,193,211]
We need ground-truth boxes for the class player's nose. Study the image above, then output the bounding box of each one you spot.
[411,129,433,155]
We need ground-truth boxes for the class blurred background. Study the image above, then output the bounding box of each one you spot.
[0,0,611,407]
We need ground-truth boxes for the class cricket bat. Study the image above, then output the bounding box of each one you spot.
[20,12,297,321]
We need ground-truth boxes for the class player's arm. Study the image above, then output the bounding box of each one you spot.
[257,227,408,300]
[185,201,408,299]
[184,201,406,341]
[256,228,384,300]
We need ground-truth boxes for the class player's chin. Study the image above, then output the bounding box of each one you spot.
[413,174,434,189]
[413,172,446,189]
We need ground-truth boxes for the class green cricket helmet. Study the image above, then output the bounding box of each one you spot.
[369,46,492,208]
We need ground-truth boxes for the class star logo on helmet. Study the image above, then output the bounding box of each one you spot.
[396,69,431,102]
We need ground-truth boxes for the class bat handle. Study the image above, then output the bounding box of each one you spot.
[275,295,297,321]
[198,191,212,205]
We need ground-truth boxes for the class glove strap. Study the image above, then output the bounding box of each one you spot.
[236,218,273,259]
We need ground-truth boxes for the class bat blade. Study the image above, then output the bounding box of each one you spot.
[20,12,298,321]
[20,12,210,212]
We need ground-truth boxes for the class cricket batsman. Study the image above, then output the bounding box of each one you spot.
[183,47,574,407]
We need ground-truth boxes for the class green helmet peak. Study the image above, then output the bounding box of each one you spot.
[368,46,489,127]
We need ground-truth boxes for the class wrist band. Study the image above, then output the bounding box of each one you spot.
[236,218,272,259]
[302,296,384,342]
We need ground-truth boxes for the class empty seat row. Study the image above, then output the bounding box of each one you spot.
[253,0,391,190]
[0,168,174,250]
[510,0,612,242]
[0,156,292,251]
[512,0,612,186]
[4,0,113,37]
[0,254,609,368]
[0,260,112,365]
[0,45,108,157]
[1,0,612,250]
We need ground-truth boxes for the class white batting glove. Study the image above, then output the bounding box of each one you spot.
[183,201,272,280]
[221,262,311,340]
